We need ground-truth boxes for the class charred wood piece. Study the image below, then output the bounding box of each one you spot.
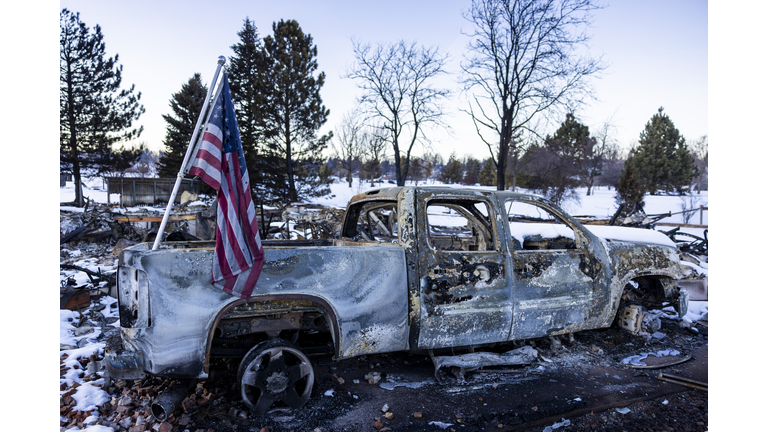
[60,220,96,244]
[660,228,708,256]
[60,264,113,286]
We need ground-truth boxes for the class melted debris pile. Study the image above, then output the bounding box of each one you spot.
[265,203,345,240]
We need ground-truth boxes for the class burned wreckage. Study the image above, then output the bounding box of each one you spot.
[106,187,688,415]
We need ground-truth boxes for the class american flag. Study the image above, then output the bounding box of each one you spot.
[185,73,263,299]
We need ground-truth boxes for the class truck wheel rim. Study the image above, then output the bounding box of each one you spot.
[240,345,314,415]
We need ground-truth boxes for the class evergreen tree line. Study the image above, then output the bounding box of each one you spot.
[434,109,705,215]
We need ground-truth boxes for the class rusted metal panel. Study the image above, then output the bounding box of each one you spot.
[502,197,613,339]
[105,176,202,207]
[118,242,408,378]
[415,189,514,349]
[511,249,603,338]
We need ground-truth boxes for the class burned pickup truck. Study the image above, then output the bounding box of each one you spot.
[107,186,688,416]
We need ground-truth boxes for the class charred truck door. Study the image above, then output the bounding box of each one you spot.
[415,191,513,349]
[504,199,606,339]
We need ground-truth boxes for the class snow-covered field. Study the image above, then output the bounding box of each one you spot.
[62,175,709,224]
[56,176,708,431]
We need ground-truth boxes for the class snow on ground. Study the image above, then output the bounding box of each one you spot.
[62,176,708,226]
[310,177,708,225]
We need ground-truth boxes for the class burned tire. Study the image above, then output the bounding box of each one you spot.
[237,339,314,415]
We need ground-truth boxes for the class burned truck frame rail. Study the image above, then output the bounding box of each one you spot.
[108,187,687,414]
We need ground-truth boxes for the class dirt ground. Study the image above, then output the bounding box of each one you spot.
[82,315,707,432]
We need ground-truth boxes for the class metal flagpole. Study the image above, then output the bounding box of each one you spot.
[152,56,226,251]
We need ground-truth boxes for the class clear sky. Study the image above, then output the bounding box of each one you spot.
[58,0,708,160]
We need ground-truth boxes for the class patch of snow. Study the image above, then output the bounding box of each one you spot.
[543,418,571,431]
[380,376,433,390]
[680,260,708,277]
[428,421,454,429]
[684,301,708,322]
[585,225,677,248]
[621,349,681,366]
[72,382,110,412]
[61,343,106,386]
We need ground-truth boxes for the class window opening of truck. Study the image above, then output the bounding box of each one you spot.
[426,199,495,252]
[505,199,579,250]
[344,201,399,243]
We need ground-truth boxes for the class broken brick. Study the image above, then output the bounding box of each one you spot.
[182,397,196,411]
[373,417,384,430]
[115,405,133,415]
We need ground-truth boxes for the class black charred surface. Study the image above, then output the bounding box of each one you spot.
[119,303,137,328]
[262,255,300,275]
[425,258,503,305]
[608,242,675,280]
[513,254,555,279]
[578,251,603,280]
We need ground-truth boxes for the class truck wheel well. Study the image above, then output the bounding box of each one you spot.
[624,276,665,303]
[614,275,675,333]
[205,298,338,373]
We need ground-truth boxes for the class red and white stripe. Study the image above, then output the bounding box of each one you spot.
[186,101,263,299]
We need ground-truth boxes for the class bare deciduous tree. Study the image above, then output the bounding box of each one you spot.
[586,119,620,195]
[504,129,531,191]
[360,127,388,186]
[346,39,450,186]
[461,0,606,191]
[594,141,624,190]
[525,113,595,206]
[332,111,364,188]
[690,135,708,193]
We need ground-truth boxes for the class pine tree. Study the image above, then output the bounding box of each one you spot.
[60,9,145,206]
[527,114,595,205]
[439,153,464,184]
[462,157,481,185]
[227,18,282,204]
[229,18,262,154]
[627,107,697,195]
[257,19,332,203]
[157,74,208,178]
[478,158,496,186]
[615,157,645,216]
